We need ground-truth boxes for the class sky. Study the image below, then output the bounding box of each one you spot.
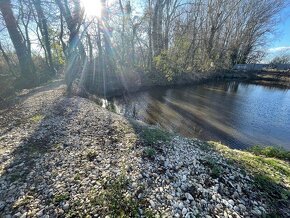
[264,4,290,62]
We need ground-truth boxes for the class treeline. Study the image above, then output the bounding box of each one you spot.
[0,0,286,97]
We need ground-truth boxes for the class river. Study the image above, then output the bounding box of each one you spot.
[111,81,290,150]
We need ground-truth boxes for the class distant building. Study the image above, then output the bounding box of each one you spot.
[233,64,290,71]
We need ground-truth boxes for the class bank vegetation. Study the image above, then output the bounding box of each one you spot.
[0,0,288,99]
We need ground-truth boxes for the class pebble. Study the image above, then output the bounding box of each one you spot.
[185,193,194,201]
[63,203,69,211]
[0,201,5,211]
[182,208,188,215]
[149,200,155,208]
[228,199,235,206]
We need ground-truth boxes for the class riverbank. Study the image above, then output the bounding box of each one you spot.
[87,69,290,99]
[0,83,289,217]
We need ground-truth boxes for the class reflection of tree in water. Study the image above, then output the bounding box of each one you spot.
[218,81,240,93]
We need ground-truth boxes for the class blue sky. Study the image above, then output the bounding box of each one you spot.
[265,5,290,62]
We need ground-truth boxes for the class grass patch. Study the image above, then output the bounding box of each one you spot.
[204,157,222,179]
[208,141,290,215]
[249,145,290,161]
[90,174,139,217]
[143,147,157,159]
[53,143,63,150]
[9,172,23,182]
[130,120,172,145]
[74,173,81,181]
[86,171,156,217]
[106,102,117,113]
[29,114,44,123]
[86,150,97,161]
[53,193,70,204]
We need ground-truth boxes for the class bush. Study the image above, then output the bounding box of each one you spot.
[249,146,290,161]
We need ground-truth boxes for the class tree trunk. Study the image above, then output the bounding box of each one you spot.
[33,0,56,76]
[0,0,36,88]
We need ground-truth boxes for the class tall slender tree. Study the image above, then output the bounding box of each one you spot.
[0,0,36,87]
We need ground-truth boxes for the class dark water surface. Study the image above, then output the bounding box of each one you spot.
[112,81,290,150]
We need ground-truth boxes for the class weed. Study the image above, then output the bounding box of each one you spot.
[204,158,222,179]
[53,193,70,203]
[30,114,44,123]
[144,208,155,218]
[74,173,81,181]
[90,174,139,217]
[53,143,63,150]
[106,102,117,113]
[86,150,97,161]
[140,127,172,145]
[143,147,157,159]
[9,172,22,182]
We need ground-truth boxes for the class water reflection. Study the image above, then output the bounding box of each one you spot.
[112,81,290,150]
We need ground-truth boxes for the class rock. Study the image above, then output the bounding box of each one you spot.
[13,212,21,217]
[149,200,155,208]
[185,193,194,201]
[238,204,246,211]
[228,199,234,206]
[251,209,262,216]
[182,208,188,215]
[237,184,242,193]
[232,191,239,199]
[234,205,239,211]
[36,209,43,217]
[223,211,228,218]
[0,201,5,211]
[63,203,70,211]
[20,212,27,218]
[132,182,138,188]
[178,202,184,210]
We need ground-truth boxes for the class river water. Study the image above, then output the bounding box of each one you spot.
[111,81,290,150]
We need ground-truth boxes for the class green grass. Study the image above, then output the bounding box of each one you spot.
[249,145,290,161]
[74,173,81,181]
[90,174,139,218]
[143,147,157,159]
[132,122,173,146]
[208,141,290,215]
[29,114,44,123]
[53,193,70,203]
[204,157,222,179]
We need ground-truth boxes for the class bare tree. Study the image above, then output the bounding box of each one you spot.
[0,0,36,87]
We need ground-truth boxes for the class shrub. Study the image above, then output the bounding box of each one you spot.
[249,146,290,161]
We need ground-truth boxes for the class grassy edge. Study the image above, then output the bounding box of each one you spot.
[207,141,290,215]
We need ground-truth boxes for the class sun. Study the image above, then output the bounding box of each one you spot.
[81,0,103,17]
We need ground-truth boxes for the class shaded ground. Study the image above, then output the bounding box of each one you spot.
[0,83,289,217]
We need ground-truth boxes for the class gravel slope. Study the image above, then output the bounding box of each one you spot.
[0,84,277,217]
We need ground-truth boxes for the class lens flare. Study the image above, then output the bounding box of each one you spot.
[81,0,103,17]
